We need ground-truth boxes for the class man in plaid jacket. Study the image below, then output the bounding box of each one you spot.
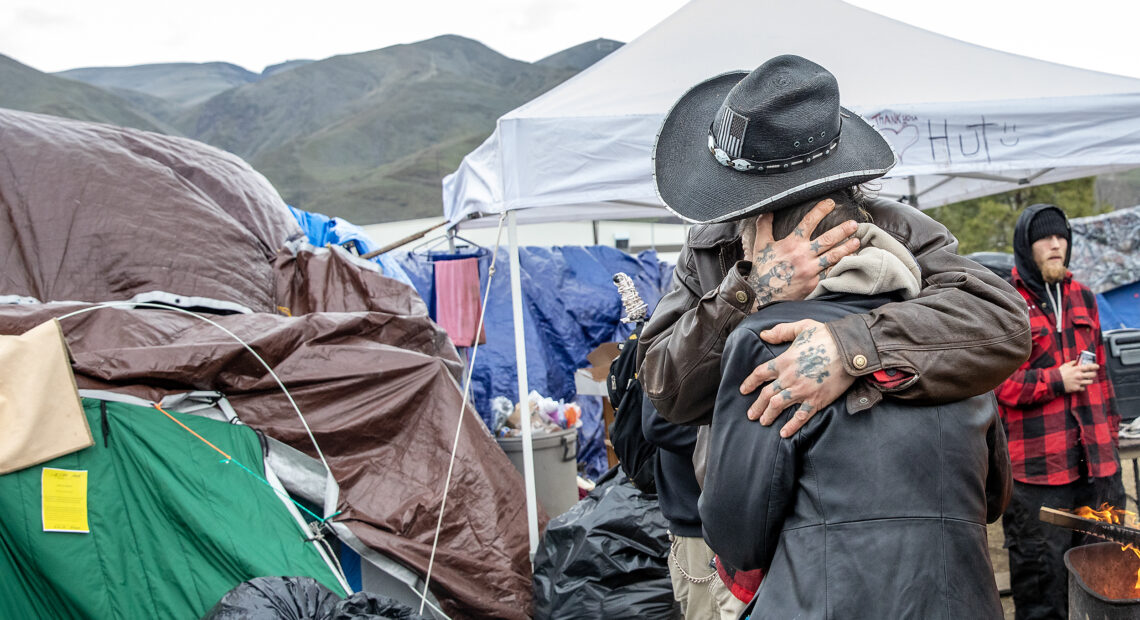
[995,203,1124,620]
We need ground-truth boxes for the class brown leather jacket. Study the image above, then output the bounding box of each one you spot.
[637,196,1031,425]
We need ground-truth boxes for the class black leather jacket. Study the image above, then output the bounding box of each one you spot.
[701,295,1012,619]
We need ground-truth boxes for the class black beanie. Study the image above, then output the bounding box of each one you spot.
[1027,208,1068,245]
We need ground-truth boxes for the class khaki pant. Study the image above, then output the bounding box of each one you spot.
[667,533,747,620]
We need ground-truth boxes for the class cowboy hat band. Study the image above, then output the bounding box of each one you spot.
[653,54,896,224]
[708,125,841,173]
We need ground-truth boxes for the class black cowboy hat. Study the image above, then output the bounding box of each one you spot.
[653,55,896,223]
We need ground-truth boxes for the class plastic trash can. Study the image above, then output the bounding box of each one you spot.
[497,428,579,517]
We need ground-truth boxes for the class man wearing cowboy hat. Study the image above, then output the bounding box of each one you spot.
[639,54,1029,431]
[637,55,1030,613]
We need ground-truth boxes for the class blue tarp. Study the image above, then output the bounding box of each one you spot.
[397,246,674,479]
[1098,281,1140,331]
[287,206,413,287]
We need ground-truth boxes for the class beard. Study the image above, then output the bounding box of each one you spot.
[1039,261,1066,283]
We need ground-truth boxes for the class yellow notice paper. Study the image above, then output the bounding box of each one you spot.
[42,468,89,533]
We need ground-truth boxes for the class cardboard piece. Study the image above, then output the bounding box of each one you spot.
[583,341,622,383]
[0,319,93,474]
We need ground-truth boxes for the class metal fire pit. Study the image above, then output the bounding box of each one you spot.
[1065,542,1140,619]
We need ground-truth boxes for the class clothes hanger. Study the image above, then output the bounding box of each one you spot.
[410,228,485,257]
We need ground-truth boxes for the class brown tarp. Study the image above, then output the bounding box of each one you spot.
[0,108,539,619]
[0,302,535,618]
[0,108,300,312]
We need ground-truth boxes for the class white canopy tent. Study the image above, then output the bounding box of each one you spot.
[442,0,1140,555]
[443,0,1140,225]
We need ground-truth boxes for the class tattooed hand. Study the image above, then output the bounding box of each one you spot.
[743,199,860,310]
[738,319,854,437]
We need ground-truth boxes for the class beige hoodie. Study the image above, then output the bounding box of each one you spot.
[807,223,922,300]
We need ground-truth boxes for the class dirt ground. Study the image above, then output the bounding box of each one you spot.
[990,459,1139,619]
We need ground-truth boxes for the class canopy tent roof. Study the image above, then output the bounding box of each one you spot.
[443,0,1140,225]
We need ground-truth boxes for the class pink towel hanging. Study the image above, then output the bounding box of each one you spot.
[434,257,486,347]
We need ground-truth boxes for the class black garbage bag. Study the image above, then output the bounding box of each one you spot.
[331,592,430,620]
[203,577,429,620]
[533,468,680,620]
[203,577,339,620]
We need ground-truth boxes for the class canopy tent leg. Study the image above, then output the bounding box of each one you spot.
[508,210,540,559]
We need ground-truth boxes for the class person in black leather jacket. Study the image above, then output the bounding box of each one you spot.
[700,198,1013,619]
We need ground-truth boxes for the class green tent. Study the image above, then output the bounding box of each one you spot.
[0,398,347,618]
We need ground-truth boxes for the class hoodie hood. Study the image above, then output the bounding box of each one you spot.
[1013,203,1072,306]
[807,223,922,300]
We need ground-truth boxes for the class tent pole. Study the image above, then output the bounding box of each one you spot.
[508,210,540,559]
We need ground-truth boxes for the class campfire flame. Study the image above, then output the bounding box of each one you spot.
[1074,503,1135,525]
[1074,503,1140,590]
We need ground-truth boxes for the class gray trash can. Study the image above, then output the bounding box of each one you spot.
[497,428,579,517]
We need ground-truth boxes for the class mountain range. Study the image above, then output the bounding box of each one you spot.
[0,36,621,224]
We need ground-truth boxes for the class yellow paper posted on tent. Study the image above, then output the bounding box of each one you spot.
[42,468,89,533]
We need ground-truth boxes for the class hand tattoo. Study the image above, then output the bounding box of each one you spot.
[810,240,822,253]
[753,243,776,264]
[793,327,832,384]
[792,326,818,345]
[747,259,795,306]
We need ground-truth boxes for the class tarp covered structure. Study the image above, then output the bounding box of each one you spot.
[396,246,673,479]
[0,108,301,313]
[0,107,537,619]
[0,397,347,619]
[288,205,414,287]
[1069,205,1140,294]
[0,299,536,619]
[443,0,1140,225]
[1067,205,1140,330]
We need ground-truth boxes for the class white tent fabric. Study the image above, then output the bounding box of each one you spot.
[443,0,1140,225]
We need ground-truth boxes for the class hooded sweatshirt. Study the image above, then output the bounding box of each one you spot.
[995,204,1119,485]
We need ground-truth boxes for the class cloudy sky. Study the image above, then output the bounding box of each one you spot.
[2,0,1139,79]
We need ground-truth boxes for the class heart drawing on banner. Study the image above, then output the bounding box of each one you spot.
[877,124,920,164]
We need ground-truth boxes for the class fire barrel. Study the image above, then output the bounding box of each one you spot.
[1065,542,1140,619]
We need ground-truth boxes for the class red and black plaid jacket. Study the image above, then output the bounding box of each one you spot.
[995,268,1119,485]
